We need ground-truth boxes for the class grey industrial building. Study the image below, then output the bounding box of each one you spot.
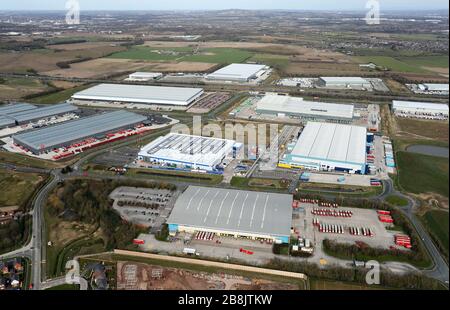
[13,110,147,154]
[167,186,293,243]
[0,103,78,129]
[0,103,37,129]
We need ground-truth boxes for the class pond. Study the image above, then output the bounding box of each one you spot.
[406,145,449,158]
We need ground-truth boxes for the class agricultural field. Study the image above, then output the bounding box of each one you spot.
[0,169,45,208]
[420,209,449,258]
[0,46,126,74]
[109,46,253,64]
[396,118,449,144]
[354,54,449,76]
[396,152,449,198]
[0,78,51,100]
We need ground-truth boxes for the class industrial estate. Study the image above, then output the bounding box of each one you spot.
[0,5,448,295]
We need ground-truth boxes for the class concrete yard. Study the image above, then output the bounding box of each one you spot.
[110,186,181,232]
[293,203,399,250]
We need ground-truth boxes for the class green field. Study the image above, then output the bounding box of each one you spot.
[355,56,431,73]
[421,210,449,257]
[0,169,44,208]
[230,177,289,192]
[29,84,90,104]
[109,46,254,64]
[397,55,449,69]
[108,46,192,61]
[385,195,409,207]
[396,151,449,197]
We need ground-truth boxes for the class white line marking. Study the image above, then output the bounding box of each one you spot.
[260,195,269,229]
[197,189,210,211]
[186,188,201,210]
[215,192,230,224]
[237,193,249,227]
[204,191,220,223]
[226,192,240,225]
[249,194,260,227]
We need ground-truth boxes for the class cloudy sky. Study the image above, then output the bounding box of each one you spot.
[0,0,448,11]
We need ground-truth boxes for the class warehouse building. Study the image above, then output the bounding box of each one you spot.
[72,84,204,106]
[256,94,355,123]
[13,110,147,154]
[392,100,449,120]
[167,186,293,243]
[418,83,449,92]
[280,122,367,174]
[0,103,37,129]
[138,133,241,172]
[126,72,163,81]
[206,63,269,82]
[318,77,372,89]
[0,103,77,129]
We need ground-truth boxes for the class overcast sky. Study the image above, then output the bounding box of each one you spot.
[0,0,448,11]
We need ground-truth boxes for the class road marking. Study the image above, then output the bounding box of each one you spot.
[226,192,240,225]
[237,193,249,227]
[215,192,230,224]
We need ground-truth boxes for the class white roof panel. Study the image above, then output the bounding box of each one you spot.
[256,94,354,119]
[72,84,204,106]
[320,77,370,84]
[393,100,449,112]
[207,63,266,80]
[292,122,367,165]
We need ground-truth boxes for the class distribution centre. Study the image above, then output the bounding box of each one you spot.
[256,94,355,123]
[318,77,372,89]
[280,122,368,174]
[13,110,147,154]
[71,83,204,106]
[206,63,269,82]
[167,186,293,243]
[392,100,449,119]
[137,133,242,172]
[0,103,77,129]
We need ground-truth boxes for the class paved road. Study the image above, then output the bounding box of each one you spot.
[380,180,449,284]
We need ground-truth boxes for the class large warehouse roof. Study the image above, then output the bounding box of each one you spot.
[0,115,15,128]
[7,103,78,123]
[168,186,292,237]
[72,84,204,106]
[207,63,267,81]
[320,77,370,84]
[423,84,449,91]
[138,133,236,168]
[257,94,354,120]
[13,110,146,151]
[292,122,367,165]
[0,103,37,115]
[393,100,449,112]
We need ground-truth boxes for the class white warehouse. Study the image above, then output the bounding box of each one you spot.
[137,133,242,172]
[126,72,163,81]
[256,94,355,123]
[72,84,204,106]
[318,77,372,89]
[280,122,368,174]
[206,63,269,82]
[392,100,449,120]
